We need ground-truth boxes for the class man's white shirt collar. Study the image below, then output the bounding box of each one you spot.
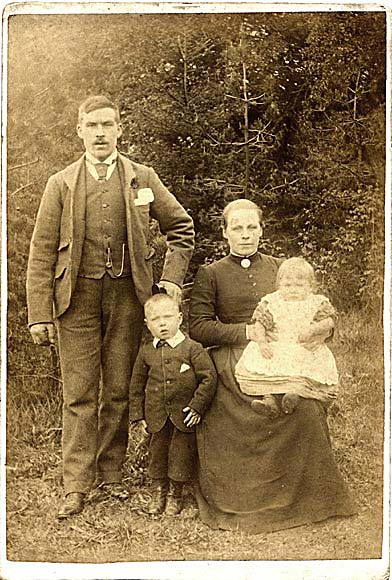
[85,150,118,181]
[153,330,186,349]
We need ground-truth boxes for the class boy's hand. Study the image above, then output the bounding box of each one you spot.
[258,342,273,359]
[133,419,148,436]
[140,419,148,434]
[183,407,201,427]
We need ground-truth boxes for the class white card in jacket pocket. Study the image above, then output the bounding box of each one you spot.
[134,188,154,206]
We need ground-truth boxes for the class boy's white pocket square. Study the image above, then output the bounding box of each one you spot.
[134,187,154,206]
[180,363,191,373]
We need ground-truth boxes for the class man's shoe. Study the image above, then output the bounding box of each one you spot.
[57,492,85,519]
[146,479,169,515]
[165,480,184,516]
[99,482,130,501]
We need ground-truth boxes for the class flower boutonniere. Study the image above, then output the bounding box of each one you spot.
[130,177,139,191]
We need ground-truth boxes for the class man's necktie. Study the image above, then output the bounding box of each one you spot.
[156,339,167,348]
[95,163,109,181]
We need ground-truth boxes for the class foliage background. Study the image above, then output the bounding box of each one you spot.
[5,9,387,563]
[7,10,386,404]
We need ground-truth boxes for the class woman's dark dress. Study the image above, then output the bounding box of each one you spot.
[189,252,355,533]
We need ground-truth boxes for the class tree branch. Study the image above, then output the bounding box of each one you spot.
[10,182,35,197]
[9,159,39,171]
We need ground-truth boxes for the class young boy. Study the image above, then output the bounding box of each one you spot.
[129,293,217,516]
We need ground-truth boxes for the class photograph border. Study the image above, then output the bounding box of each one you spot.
[1,2,390,579]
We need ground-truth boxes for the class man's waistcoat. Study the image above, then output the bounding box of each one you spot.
[78,166,131,278]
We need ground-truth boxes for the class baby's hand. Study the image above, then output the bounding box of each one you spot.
[183,406,201,427]
[258,342,273,359]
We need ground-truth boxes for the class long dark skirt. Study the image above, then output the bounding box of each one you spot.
[196,346,356,534]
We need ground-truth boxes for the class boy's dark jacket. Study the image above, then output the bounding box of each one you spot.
[129,336,217,433]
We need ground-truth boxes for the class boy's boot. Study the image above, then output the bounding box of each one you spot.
[165,480,184,515]
[146,478,168,515]
[281,393,300,414]
[251,394,280,418]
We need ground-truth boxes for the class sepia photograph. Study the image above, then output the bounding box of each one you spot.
[1,2,390,579]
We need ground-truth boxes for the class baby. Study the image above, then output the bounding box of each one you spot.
[129,293,217,515]
[235,257,338,418]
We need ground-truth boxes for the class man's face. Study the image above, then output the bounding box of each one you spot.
[223,209,263,256]
[145,300,183,340]
[77,107,122,161]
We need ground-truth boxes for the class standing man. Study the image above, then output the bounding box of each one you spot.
[26,95,194,519]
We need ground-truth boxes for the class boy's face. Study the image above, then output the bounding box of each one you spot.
[145,299,183,340]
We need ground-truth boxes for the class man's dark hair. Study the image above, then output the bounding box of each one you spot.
[78,95,120,123]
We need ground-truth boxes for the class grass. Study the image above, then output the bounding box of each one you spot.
[5,310,387,563]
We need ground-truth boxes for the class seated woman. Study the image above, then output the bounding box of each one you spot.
[189,198,355,534]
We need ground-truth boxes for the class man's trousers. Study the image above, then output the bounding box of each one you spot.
[56,275,143,494]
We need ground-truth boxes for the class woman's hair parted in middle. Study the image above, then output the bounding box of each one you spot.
[222,199,263,228]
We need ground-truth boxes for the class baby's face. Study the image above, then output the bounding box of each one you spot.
[279,271,313,301]
[145,300,182,340]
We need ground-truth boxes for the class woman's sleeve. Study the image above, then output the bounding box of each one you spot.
[189,266,248,347]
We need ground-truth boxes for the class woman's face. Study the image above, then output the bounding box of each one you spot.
[223,209,263,256]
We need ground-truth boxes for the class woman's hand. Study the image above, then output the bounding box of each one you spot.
[183,406,201,427]
[258,342,273,359]
[247,325,278,343]
[299,318,333,351]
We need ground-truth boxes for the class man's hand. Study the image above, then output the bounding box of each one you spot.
[183,406,201,428]
[30,323,56,346]
[158,281,182,304]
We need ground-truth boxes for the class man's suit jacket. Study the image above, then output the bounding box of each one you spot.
[26,153,194,326]
[129,336,217,433]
